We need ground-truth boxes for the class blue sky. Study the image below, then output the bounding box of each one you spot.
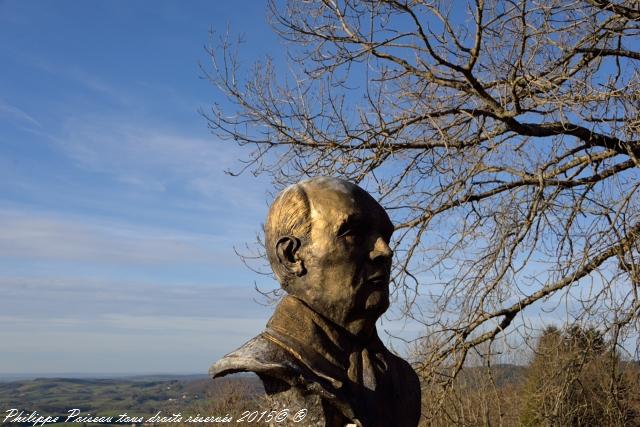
[4,1,623,376]
[0,1,430,375]
[0,1,285,375]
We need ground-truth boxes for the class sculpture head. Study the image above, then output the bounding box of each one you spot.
[265,177,394,338]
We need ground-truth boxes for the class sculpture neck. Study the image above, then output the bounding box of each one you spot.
[267,296,382,354]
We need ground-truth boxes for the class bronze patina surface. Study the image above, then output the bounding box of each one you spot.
[210,177,421,427]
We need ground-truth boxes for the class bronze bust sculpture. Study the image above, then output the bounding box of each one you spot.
[210,177,421,426]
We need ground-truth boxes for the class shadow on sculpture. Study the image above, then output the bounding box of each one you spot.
[210,177,421,426]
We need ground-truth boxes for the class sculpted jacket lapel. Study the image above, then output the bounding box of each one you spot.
[264,296,391,424]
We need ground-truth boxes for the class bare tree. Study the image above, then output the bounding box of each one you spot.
[203,0,640,416]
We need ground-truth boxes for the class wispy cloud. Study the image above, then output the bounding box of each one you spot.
[103,313,266,334]
[0,312,268,373]
[0,208,239,266]
[0,313,266,336]
[56,117,268,211]
[25,57,131,103]
[0,275,273,319]
[0,277,271,373]
[0,99,40,127]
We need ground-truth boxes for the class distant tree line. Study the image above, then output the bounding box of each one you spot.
[416,324,640,426]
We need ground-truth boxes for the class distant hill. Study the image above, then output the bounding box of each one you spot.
[0,373,209,382]
[458,363,527,387]
[0,374,263,421]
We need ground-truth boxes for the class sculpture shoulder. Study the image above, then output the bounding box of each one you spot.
[209,333,303,383]
[210,333,345,401]
[387,350,421,389]
[384,350,422,425]
[210,334,353,425]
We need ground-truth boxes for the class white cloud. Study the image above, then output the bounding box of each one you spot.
[0,208,237,266]
[56,117,269,211]
[103,313,265,334]
[26,57,130,103]
[0,99,40,127]
[0,275,276,321]
[0,313,265,336]
[0,311,268,373]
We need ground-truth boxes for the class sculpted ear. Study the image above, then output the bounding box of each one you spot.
[275,236,306,277]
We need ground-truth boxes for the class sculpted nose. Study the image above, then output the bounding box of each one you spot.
[369,236,393,260]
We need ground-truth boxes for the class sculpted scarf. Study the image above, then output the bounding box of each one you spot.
[263,295,390,422]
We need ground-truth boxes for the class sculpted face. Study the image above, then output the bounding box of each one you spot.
[288,178,394,338]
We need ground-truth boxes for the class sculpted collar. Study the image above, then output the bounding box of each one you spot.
[264,295,388,393]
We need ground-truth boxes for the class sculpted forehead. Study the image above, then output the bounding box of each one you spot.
[302,178,360,217]
[300,178,392,231]
[306,184,356,220]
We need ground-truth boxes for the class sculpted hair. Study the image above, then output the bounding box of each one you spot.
[264,183,312,287]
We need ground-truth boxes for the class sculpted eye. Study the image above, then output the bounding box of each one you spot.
[337,228,355,238]
[337,221,362,239]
